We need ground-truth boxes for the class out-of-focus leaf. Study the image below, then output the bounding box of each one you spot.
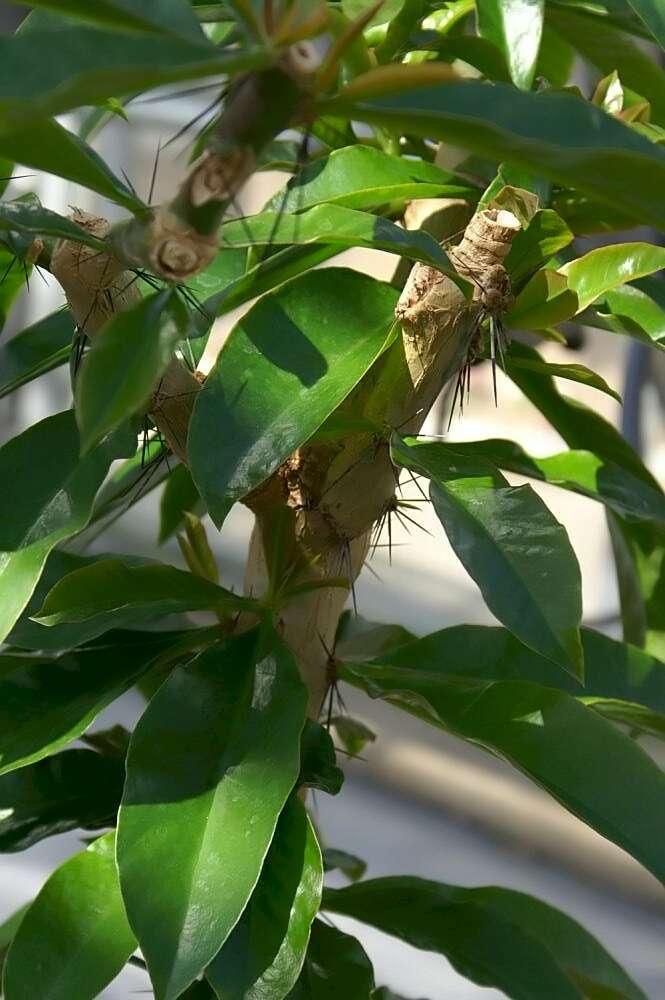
[549,6,665,123]
[324,82,665,229]
[0,117,144,213]
[392,436,584,678]
[206,795,323,1000]
[190,270,398,527]
[609,516,665,660]
[13,0,206,38]
[0,630,181,776]
[266,145,477,215]
[0,197,104,248]
[0,412,134,645]
[324,878,646,1000]
[331,716,376,756]
[3,833,136,1000]
[300,721,344,795]
[288,920,376,999]
[0,749,124,852]
[626,0,665,50]
[0,310,74,399]
[591,278,665,350]
[75,290,187,453]
[33,558,254,631]
[117,631,307,1000]
[477,0,544,90]
[159,465,204,543]
[221,204,461,273]
[322,848,367,882]
[560,243,665,313]
[335,612,416,659]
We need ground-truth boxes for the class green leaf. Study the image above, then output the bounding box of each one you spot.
[505,355,621,404]
[477,0,544,90]
[504,209,573,287]
[0,630,179,776]
[13,0,205,38]
[266,145,477,215]
[300,721,345,795]
[159,464,204,543]
[190,269,398,527]
[591,279,665,350]
[322,848,367,882]
[336,612,416,659]
[506,269,578,329]
[0,117,144,213]
[340,657,665,882]
[0,197,105,248]
[626,0,665,50]
[288,920,376,999]
[560,243,665,313]
[506,341,658,487]
[33,558,253,631]
[206,795,323,1000]
[0,310,73,400]
[221,204,459,273]
[372,624,665,734]
[0,748,124,852]
[432,438,665,524]
[117,630,308,1000]
[75,290,186,452]
[0,411,134,645]
[324,878,646,1000]
[3,833,136,1000]
[324,82,665,229]
[548,6,665,123]
[0,16,266,126]
[609,516,665,659]
[0,248,31,332]
[331,716,376,756]
[0,906,28,982]
[392,436,584,678]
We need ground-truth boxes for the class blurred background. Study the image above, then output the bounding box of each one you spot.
[1,4,665,996]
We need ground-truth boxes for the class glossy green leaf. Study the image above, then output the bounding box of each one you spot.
[341,657,665,882]
[609,516,665,660]
[433,438,665,523]
[324,878,646,1000]
[0,310,73,400]
[0,248,31,332]
[33,558,253,630]
[0,412,134,645]
[117,631,308,1000]
[477,0,544,89]
[13,0,205,38]
[3,833,136,1000]
[324,82,665,229]
[506,269,578,329]
[190,269,398,527]
[626,0,665,50]
[560,242,665,313]
[322,849,367,882]
[549,6,665,123]
[504,209,573,286]
[288,920,375,999]
[373,624,665,734]
[221,204,459,272]
[591,279,665,350]
[0,630,179,776]
[505,355,621,403]
[206,795,323,1000]
[159,465,204,543]
[392,436,583,678]
[0,117,144,213]
[0,749,124,852]
[266,145,477,215]
[300,721,344,795]
[75,290,186,453]
[0,906,28,981]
